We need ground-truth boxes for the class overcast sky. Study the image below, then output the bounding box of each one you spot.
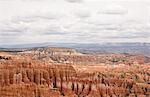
[0,0,150,45]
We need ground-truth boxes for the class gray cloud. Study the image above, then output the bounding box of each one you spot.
[64,0,83,3]
[0,22,27,36]
[101,10,127,15]
[98,4,128,15]
[0,0,149,44]
[0,11,66,36]
[73,9,91,19]
[11,12,61,24]
[104,34,150,39]
[44,32,67,35]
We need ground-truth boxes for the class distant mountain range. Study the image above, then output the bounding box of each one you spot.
[0,42,150,56]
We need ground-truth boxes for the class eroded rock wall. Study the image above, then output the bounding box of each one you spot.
[0,51,150,97]
[0,60,149,97]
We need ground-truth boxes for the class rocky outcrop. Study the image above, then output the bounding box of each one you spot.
[0,51,150,97]
[0,60,150,97]
[19,47,150,65]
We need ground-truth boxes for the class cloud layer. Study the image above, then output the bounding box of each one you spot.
[0,0,150,45]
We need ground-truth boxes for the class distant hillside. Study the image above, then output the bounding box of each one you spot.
[74,43,150,57]
[0,43,150,56]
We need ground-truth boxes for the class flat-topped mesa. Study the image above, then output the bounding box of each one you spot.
[47,47,79,55]
[27,47,82,56]
[17,47,150,65]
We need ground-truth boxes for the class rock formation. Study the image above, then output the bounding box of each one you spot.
[0,48,150,97]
